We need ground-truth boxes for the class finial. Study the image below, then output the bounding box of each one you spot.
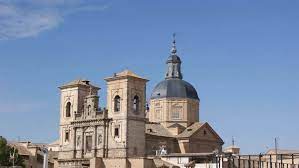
[172,33,176,44]
[171,33,177,54]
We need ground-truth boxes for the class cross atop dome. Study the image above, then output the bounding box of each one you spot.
[165,34,183,79]
[171,33,177,55]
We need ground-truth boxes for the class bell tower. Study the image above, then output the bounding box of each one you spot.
[83,87,99,119]
[58,79,99,159]
[105,70,148,157]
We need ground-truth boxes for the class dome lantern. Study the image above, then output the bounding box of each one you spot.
[165,33,183,80]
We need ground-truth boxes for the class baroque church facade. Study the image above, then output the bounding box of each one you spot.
[56,39,224,168]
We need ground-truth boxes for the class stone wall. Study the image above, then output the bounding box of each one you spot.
[145,135,179,155]
[149,98,200,129]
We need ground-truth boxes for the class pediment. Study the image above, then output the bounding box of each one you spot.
[177,122,223,144]
[191,123,223,143]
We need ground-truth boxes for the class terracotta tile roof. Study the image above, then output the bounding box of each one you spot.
[116,70,143,78]
[176,122,204,138]
[8,143,31,156]
[59,79,99,89]
[146,123,174,138]
[48,139,59,146]
[176,122,224,144]
[105,70,148,81]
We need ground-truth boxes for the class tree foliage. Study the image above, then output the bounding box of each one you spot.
[0,136,25,167]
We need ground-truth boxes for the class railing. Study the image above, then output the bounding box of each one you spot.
[215,153,299,168]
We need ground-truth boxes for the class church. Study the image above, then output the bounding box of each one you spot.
[56,38,224,168]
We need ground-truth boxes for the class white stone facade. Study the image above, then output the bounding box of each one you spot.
[57,71,149,167]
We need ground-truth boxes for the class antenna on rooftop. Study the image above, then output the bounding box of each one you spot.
[275,137,279,162]
[232,136,235,147]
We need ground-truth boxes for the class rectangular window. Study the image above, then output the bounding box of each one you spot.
[86,136,92,152]
[171,111,181,119]
[155,109,161,120]
[114,127,119,137]
[65,132,69,142]
[155,102,160,107]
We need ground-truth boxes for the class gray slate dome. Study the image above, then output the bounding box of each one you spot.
[151,79,199,100]
[151,36,199,100]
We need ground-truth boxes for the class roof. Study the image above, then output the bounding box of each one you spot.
[153,158,180,168]
[146,123,174,138]
[151,78,199,100]
[146,122,223,144]
[115,70,143,78]
[176,122,203,138]
[162,152,214,157]
[105,70,148,82]
[267,149,299,154]
[48,139,59,146]
[59,79,99,89]
[8,143,31,156]
[176,122,224,143]
[225,145,240,149]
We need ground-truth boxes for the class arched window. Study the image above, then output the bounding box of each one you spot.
[66,102,71,117]
[114,95,120,112]
[133,95,139,113]
[65,132,69,142]
[87,105,91,115]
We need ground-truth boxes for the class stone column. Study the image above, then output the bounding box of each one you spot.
[106,121,109,157]
[103,121,106,158]
[73,127,76,158]
[94,125,97,157]
[81,127,85,158]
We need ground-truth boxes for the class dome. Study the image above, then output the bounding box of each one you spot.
[151,78,199,100]
[151,36,199,100]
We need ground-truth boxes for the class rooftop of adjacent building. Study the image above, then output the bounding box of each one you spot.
[146,121,223,143]
[8,141,59,164]
[266,149,299,154]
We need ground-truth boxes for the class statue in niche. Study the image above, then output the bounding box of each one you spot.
[77,136,81,147]
[98,134,102,145]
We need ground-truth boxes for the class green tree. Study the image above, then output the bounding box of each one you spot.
[0,136,25,167]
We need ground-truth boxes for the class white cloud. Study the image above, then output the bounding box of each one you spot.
[0,0,108,40]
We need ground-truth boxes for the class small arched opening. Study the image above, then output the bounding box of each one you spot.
[133,95,139,113]
[114,95,121,112]
[66,102,71,117]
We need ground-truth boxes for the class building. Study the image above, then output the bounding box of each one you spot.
[48,140,60,152]
[8,141,56,168]
[265,149,299,164]
[55,38,224,168]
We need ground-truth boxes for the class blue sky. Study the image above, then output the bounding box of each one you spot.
[0,0,298,154]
